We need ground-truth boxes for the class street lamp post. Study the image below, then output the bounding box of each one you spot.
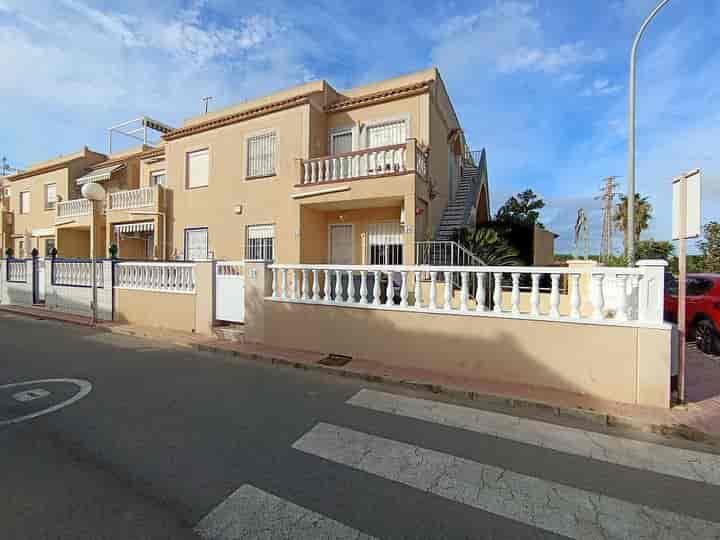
[627,0,671,262]
[81,182,106,326]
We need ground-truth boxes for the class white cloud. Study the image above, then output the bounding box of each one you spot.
[60,0,143,47]
[580,78,623,97]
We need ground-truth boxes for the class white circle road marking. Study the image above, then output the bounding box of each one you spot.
[0,378,92,426]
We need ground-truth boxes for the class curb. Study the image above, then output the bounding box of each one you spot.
[0,306,92,327]
[194,343,719,448]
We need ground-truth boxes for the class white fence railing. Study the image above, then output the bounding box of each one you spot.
[52,260,104,288]
[216,260,244,276]
[302,143,410,185]
[114,262,196,293]
[267,262,667,326]
[56,199,91,219]
[7,260,28,283]
[108,187,155,211]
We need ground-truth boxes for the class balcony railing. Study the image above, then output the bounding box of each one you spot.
[56,199,91,220]
[300,141,428,186]
[108,186,155,211]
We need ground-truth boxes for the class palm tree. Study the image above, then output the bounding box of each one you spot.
[455,227,521,266]
[614,194,653,248]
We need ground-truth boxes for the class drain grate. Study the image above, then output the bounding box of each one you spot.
[318,354,352,367]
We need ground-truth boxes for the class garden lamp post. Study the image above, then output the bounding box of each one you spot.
[81,182,106,326]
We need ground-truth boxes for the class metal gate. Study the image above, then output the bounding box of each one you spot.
[215,261,245,323]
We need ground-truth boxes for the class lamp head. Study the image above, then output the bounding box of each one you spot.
[81,182,106,201]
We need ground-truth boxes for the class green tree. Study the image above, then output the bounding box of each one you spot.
[455,227,521,266]
[614,193,653,248]
[636,239,675,261]
[495,189,545,227]
[698,221,720,273]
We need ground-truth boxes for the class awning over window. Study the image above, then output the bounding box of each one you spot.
[76,164,126,185]
[114,221,154,234]
[247,224,275,239]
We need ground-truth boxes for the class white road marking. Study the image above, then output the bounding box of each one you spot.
[0,379,92,426]
[12,388,50,402]
[348,389,720,486]
[294,423,720,540]
[194,484,378,540]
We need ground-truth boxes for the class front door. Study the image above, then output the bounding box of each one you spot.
[329,224,353,265]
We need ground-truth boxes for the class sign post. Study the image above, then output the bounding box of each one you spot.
[672,168,701,404]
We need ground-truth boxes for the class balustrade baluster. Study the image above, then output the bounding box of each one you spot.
[346,270,355,303]
[359,270,368,304]
[511,273,521,314]
[311,161,318,183]
[323,269,332,303]
[629,275,641,320]
[312,269,320,301]
[413,271,422,308]
[400,147,407,172]
[616,275,629,321]
[384,271,394,306]
[399,271,408,307]
[335,269,343,303]
[301,269,309,300]
[530,273,541,316]
[372,270,381,306]
[429,272,438,309]
[303,162,310,184]
[475,272,486,312]
[444,271,453,310]
[493,273,503,313]
[569,273,581,318]
[271,268,278,298]
[591,274,605,320]
[280,269,288,299]
[549,274,561,318]
[457,271,468,312]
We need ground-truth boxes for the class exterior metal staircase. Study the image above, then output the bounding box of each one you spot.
[436,151,484,241]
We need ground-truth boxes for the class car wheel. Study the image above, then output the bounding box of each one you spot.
[695,320,719,355]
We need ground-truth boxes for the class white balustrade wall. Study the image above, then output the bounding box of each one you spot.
[7,259,28,283]
[56,198,91,219]
[267,261,667,327]
[302,144,408,185]
[114,262,196,294]
[52,260,104,288]
[108,187,155,210]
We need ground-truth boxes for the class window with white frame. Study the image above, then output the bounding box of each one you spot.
[184,227,209,260]
[20,191,30,214]
[150,170,167,186]
[245,224,275,261]
[329,128,353,155]
[44,183,57,210]
[367,222,404,265]
[246,132,277,178]
[186,149,209,189]
[366,119,407,148]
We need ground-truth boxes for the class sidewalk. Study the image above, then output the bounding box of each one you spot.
[2,304,719,444]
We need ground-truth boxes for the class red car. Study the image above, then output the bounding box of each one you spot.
[664,273,720,354]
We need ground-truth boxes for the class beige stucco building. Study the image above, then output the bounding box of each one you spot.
[1,67,492,265]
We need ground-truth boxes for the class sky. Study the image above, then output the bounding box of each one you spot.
[0,0,718,254]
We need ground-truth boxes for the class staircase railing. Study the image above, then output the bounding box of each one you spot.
[460,149,485,226]
[415,240,488,293]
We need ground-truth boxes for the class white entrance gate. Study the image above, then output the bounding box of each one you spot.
[215,261,245,323]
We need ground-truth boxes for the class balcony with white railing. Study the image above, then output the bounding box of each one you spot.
[107,186,157,212]
[299,140,429,186]
[56,198,92,221]
[267,260,668,327]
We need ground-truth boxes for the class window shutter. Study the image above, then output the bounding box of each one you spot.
[367,120,407,148]
[45,184,57,208]
[187,149,209,188]
[20,191,30,213]
[185,228,208,260]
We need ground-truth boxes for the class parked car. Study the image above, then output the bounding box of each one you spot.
[664,273,720,354]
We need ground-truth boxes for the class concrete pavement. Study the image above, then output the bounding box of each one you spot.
[1,311,720,539]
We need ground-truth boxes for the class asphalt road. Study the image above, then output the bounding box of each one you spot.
[1,311,720,540]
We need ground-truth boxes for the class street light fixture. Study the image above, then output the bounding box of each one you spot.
[627,0,671,263]
[81,182,106,326]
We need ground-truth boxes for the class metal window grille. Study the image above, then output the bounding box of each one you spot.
[45,183,57,210]
[245,224,275,261]
[184,228,209,260]
[367,223,404,265]
[247,132,277,178]
[367,120,406,148]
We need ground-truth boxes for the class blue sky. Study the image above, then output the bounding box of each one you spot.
[0,0,718,253]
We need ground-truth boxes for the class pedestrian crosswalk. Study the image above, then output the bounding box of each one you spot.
[196,388,720,540]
